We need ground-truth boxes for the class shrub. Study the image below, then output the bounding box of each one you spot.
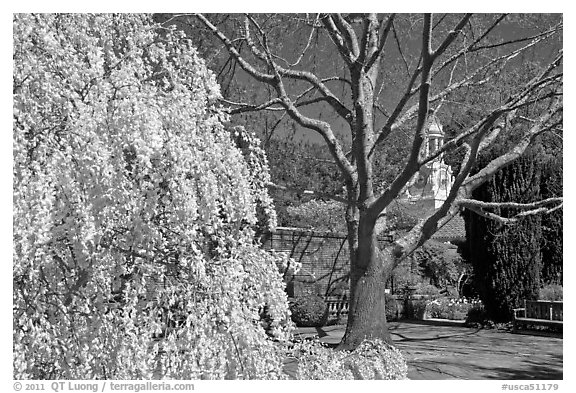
[285,200,346,232]
[466,302,488,324]
[539,284,563,301]
[290,295,328,327]
[413,240,463,288]
[416,283,441,297]
[294,339,408,380]
[426,298,446,319]
[426,297,484,320]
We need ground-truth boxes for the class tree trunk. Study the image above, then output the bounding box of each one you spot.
[339,62,395,350]
[338,219,394,350]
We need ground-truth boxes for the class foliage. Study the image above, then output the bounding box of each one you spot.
[294,339,408,380]
[540,154,563,285]
[13,13,292,379]
[426,297,483,321]
[463,142,560,322]
[266,139,345,227]
[285,199,346,232]
[390,244,464,295]
[389,260,424,293]
[382,201,421,233]
[412,241,463,288]
[539,284,563,301]
[230,125,278,233]
[465,302,489,325]
[289,295,327,327]
[415,283,441,297]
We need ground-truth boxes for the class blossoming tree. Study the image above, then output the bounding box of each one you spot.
[13,13,292,379]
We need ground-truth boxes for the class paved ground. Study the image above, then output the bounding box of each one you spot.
[290,320,563,380]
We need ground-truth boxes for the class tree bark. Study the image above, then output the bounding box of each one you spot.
[339,216,395,350]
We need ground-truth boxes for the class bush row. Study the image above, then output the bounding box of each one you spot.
[289,293,488,326]
[290,285,562,327]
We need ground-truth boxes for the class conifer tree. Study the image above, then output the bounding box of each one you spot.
[463,144,560,321]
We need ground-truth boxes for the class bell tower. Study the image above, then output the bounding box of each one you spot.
[404,114,454,209]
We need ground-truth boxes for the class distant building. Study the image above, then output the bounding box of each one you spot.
[384,113,465,244]
[403,114,454,210]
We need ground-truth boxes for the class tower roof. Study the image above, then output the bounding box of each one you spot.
[431,214,466,242]
[427,114,444,137]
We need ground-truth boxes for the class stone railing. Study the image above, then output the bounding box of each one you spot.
[325,295,349,321]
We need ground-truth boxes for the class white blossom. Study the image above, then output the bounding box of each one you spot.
[13,13,289,379]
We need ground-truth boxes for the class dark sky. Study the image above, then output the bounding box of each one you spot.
[156,14,562,146]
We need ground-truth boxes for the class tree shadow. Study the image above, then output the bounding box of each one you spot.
[314,326,329,338]
[406,353,563,380]
[392,330,481,342]
[478,354,563,380]
[408,363,466,380]
[512,329,563,339]
[388,321,482,343]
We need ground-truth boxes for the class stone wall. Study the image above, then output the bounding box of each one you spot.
[262,227,393,298]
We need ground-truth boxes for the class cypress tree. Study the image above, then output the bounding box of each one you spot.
[540,153,563,285]
[463,147,544,322]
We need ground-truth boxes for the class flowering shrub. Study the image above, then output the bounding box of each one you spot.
[539,284,563,301]
[13,14,291,379]
[426,298,484,321]
[294,339,408,380]
[290,295,327,327]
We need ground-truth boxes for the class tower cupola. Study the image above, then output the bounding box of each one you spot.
[426,113,444,156]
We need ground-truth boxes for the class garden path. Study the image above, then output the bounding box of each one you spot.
[289,320,563,380]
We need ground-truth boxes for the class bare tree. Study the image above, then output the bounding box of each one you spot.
[187,13,562,349]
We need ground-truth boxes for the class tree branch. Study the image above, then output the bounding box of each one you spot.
[458,197,563,211]
[375,35,560,163]
[332,13,360,59]
[277,14,321,67]
[470,22,562,52]
[367,14,434,221]
[274,85,356,183]
[321,14,355,64]
[369,61,422,157]
[365,14,395,70]
[386,42,562,261]
[433,18,560,80]
[213,14,354,124]
[431,14,508,77]
[431,14,472,61]
[458,198,563,225]
[196,13,356,182]
[393,110,496,261]
[463,97,562,193]
[195,14,275,84]
[222,97,285,114]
